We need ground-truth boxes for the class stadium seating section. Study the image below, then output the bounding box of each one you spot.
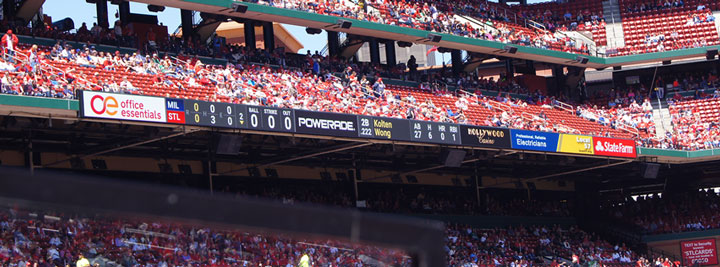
[604,190,720,234]
[613,0,719,56]
[513,0,608,46]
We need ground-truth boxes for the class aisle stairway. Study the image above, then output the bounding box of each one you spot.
[456,15,498,36]
[603,0,626,48]
[652,108,672,137]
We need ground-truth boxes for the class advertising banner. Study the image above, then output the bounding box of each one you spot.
[593,137,637,158]
[460,125,511,148]
[510,130,559,152]
[294,110,359,137]
[80,91,166,123]
[558,134,594,155]
[681,239,718,266]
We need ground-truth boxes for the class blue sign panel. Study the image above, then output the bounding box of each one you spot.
[165,99,184,111]
[510,129,559,152]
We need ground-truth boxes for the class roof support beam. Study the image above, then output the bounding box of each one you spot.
[219,142,373,175]
[41,128,199,168]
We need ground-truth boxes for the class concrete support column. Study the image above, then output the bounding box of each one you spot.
[118,1,130,26]
[96,0,109,28]
[262,21,275,52]
[181,9,194,41]
[451,50,463,74]
[369,39,380,65]
[327,31,339,58]
[505,59,515,78]
[244,21,256,49]
[384,40,396,67]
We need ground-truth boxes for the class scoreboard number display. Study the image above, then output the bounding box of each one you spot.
[244,106,295,132]
[260,107,295,132]
[185,100,236,128]
[358,116,411,141]
[410,121,461,144]
[246,106,262,130]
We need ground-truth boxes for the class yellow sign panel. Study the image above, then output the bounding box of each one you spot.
[557,134,594,155]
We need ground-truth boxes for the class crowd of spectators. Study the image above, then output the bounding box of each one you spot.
[249,0,591,55]
[0,205,657,267]
[624,0,687,13]
[8,38,720,151]
[0,41,610,137]
[220,180,575,217]
[0,208,411,267]
[603,190,720,235]
[576,97,655,137]
[361,189,573,217]
[517,3,606,33]
[446,224,644,266]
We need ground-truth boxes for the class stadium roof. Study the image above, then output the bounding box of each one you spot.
[176,21,304,53]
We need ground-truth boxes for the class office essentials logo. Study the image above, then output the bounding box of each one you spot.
[90,95,119,115]
[82,92,166,123]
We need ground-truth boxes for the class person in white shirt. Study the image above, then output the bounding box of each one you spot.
[642,99,653,112]
[119,76,136,93]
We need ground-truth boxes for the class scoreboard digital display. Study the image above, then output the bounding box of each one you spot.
[184,100,237,128]
[410,121,461,145]
[242,106,295,132]
[79,91,637,158]
[357,116,411,141]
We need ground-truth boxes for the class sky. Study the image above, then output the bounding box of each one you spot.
[42,0,553,64]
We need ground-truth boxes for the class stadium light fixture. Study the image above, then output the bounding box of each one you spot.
[427,33,442,43]
[232,3,248,13]
[337,19,352,29]
[397,41,413,48]
[147,5,165,12]
[707,48,718,60]
[503,45,518,54]
[306,28,322,35]
[441,149,466,167]
[575,56,589,64]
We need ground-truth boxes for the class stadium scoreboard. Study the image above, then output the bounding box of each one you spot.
[358,116,411,141]
[246,106,295,133]
[409,121,460,145]
[180,99,295,132]
[184,100,237,128]
[79,91,638,158]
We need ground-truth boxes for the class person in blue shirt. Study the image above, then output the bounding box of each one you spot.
[312,59,320,74]
[372,78,385,98]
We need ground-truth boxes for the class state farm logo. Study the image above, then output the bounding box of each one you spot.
[595,141,604,151]
[595,140,633,154]
[90,95,119,115]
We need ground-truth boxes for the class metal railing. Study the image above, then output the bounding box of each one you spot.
[554,99,575,113]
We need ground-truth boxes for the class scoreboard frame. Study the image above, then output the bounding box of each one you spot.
[78,91,638,158]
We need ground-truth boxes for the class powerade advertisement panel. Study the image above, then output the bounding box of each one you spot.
[510,130,560,152]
